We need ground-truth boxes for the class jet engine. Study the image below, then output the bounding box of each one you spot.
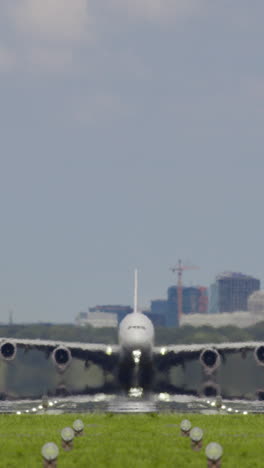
[254,345,264,366]
[0,340,17,361]
[200,348,221,373]
[256,388,264,400]
[52,346,72,371]
[202,381,220,398]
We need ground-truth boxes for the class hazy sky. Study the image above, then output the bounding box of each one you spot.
[0,1,264,322]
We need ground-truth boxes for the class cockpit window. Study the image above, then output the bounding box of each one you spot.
[128,325,146,330]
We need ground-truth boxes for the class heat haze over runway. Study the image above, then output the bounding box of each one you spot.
[1,394,264,416]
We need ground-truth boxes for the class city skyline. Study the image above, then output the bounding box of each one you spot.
[1,2,264,321]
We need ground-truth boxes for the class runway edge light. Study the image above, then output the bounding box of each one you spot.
[73,419,84,436]
[41,442,59,468]
[190,427,203,451]
[61,427,74,451]
[180,419,192,437]
[205,442,223,468]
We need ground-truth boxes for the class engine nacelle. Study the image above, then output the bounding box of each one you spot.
[254,346,264,366]
[200,348,221,374]
[52,346,72,371]
[202,381,220,398]
[0,341,17,361]
[256,388,264,400]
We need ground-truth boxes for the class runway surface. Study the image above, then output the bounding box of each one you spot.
[1,393,264,415]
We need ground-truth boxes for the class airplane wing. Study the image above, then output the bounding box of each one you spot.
[153,341,264,372]
[0,337,120,371]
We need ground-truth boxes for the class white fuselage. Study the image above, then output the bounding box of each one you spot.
[118,312,154,359]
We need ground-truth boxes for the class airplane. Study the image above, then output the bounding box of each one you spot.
[1,270,264,398]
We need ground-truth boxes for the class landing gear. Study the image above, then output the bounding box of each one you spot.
[118,358,135,392]
[118,356,154,395]
[138,361,154,392]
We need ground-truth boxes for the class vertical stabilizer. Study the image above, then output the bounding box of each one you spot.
[133,269,138,313]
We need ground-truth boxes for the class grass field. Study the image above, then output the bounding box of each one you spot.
[1,412,263,467]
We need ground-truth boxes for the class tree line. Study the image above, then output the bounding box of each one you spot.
[0,321,264,345]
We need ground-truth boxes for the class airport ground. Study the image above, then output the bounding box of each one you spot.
[2,413,263,467]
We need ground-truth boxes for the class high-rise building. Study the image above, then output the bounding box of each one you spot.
[166,286,208,327]
[209,272,260,313]
[166,286,178,327]
[151,299,168,316]
[147,300,167,326]
[143,310,166,326]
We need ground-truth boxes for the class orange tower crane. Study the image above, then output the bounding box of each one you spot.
[170,260,199,323]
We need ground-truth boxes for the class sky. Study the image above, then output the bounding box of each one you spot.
[0,1,264,322]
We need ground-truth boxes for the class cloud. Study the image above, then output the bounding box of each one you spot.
[3,0,91,74]
[9,0,90,42]
[108,0,207,22]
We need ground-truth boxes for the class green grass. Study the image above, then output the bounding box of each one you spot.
[1,413,264,467]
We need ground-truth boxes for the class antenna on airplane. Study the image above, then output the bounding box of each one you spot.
[133,269,138,313]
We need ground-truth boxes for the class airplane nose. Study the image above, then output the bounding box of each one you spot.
[125,333,150,352]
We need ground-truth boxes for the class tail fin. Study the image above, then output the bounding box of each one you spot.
[133,269,138,313]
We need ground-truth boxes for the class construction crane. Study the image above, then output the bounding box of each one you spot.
[170,260,199,323]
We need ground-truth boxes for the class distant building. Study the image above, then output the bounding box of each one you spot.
[151,299,168,316]
[248,290,264,314]
[179,288,264,327]
[209,272,260,314]
[144,302,166,326]
[75,311,89,326]
[166,285,208,327]
[166,286,179,327]
[149,299,168,326]
[197,287,209,314]
[89,311,118,327]
[75,310,118,327]
[209,282,219,314]
[76,305,132,328]
[180,311,262,328]
[89,305,132,324]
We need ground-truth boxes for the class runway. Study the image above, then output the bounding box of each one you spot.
[1,393,264,415]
